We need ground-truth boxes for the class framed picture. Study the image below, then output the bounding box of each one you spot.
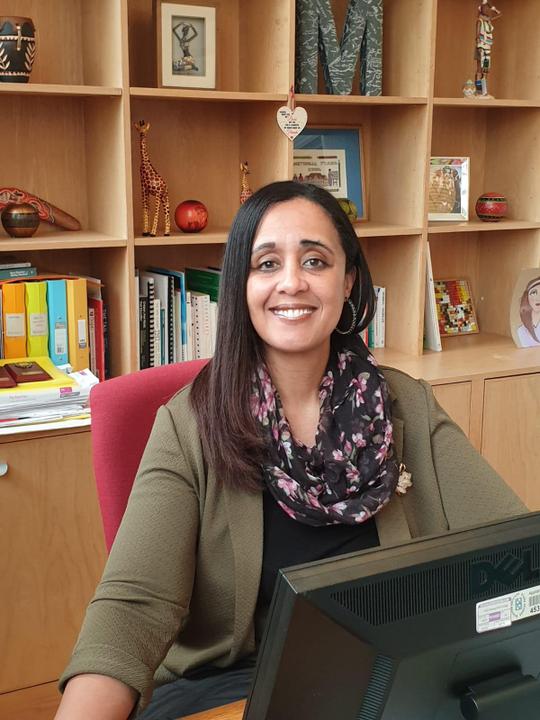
[433,278,479,337]
[293,127,366,221]
[428,157,469,221]
[510,268,540,348]
[157,2,216,89]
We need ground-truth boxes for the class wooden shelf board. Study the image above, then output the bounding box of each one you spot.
[130,87,286,103]
[0,82,122,97]
[428,220,540,234]
[434,97,540,108]
[355,223,422,238]
[0,231,127,252]
[296,94,427,106]
[375,333,540,384]
[135,229,229,246]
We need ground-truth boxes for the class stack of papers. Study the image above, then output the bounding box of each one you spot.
[0,356,99,429]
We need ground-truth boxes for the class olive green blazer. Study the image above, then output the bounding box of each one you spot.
[60,367,526,713]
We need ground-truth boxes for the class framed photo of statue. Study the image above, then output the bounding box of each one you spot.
[510,268,540,348]
[428,157,470,221]
[157,2,216,88]
[293,127,366,221]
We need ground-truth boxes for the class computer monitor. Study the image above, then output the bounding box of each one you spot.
[244,512,540,720]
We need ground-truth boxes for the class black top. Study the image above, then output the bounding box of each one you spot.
[255,489,380,641]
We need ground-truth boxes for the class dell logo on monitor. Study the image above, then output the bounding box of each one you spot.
[471,550,540,594]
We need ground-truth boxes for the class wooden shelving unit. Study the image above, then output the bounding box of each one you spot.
[0,1,539,717]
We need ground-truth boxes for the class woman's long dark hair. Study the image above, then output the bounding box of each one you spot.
[190,181,376,491]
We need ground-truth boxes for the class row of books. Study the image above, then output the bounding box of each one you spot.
[0,261,108,380]
[136,266,220,368]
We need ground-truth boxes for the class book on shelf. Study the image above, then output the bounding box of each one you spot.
[138,294,150,370]
[2,282,26,357]
[367,285,385,349]
[46,279,69,365]
[190,291,213,359]
[185,267,221,303]
[140,270,170,366]
[0,290,3,359]
[423,241,442,352]
[66,277,89,371]
[0,260,32,270]
[102,304,111,380]
[0,266,36,280]
[25,281,49,356]
[185,290,193,361]
[88,298,105,381]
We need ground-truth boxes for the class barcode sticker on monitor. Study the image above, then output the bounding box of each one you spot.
[476,583,540,633]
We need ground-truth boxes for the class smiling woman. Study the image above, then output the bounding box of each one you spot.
[55,182,526,720]
[191,182,376,488]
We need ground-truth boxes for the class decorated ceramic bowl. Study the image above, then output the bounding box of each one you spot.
[475,193,508,222]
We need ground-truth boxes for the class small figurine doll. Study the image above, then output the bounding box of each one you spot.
[462,79,476,98]
[475,0,502,97]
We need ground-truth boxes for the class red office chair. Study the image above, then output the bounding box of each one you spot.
[89,360,208,551]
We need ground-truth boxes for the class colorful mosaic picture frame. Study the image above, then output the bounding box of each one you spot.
[434,278,479,337]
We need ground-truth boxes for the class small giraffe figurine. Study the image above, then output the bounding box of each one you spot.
[240,161,253,205]
[134,120,170,236]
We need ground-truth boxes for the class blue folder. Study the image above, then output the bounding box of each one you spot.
[46,279,68,365]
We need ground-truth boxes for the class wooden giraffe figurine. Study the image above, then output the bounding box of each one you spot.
[240,161,253,204]
[134,120,170,236]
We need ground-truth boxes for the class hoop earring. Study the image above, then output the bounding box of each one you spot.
[335,298,357,335]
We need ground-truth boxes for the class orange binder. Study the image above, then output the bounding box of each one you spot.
[66,277,89,371]
[2,282,26,358]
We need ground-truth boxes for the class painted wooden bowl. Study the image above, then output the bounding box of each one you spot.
[1,202,40,237]
[475,193,508,222]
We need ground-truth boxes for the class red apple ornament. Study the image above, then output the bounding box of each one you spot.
[174,200,208,233]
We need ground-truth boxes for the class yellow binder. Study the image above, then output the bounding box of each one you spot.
[66,278,89,371]
[2,282,27,358]
[25,281,49,357]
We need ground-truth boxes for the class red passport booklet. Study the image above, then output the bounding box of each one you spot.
[4,361,53,384]
[0,366,17,388]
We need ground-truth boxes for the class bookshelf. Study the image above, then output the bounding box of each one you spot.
[0,1,539,717]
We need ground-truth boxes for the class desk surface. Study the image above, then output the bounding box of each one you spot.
[181,700,246,720]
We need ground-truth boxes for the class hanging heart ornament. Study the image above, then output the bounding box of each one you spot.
[276,105,308,141]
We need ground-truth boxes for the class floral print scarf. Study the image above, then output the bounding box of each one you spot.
[251,345,400,526]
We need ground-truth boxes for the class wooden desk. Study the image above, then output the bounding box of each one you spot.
[181,700,246,720]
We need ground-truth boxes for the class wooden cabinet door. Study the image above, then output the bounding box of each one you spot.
[482,373,540,509]
[432,381,472,438]
[0,431,107,693]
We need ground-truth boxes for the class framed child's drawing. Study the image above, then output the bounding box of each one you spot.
[510,268,540,348]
